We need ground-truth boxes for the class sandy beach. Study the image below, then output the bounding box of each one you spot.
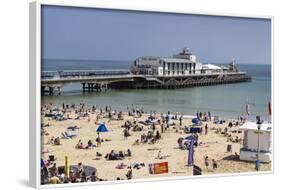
[41,105,271,183]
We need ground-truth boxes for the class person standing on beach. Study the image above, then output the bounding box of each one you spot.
[204,156,209,171]
[205,124,208,135]
[161,123,164,133]
[165,114,169,124]
[123,128,130,140]
[95,114,100,125]
[179,114,183,126]
[126,167,133,180]
[208,112,211,121]
[96,132,102,147]
[77,162,84,178]
[108,111,112,123]
[152,123,156,131]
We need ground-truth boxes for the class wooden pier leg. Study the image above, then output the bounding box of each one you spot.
[57,86,62,95]
[90,83,93,92]
[87,83,91,92]
[96,84,101,92]
[82,83,86,92]
[94,84,97,91]
[49,87,54,96]
[41,86,45,96]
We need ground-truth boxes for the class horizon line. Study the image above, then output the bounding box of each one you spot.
[41,58,271,65]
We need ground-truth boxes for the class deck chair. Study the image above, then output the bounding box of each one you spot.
[65,132,77,139]
[61,132,69,139]
[67,126,79,131]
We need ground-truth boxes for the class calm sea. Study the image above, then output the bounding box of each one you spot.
[41,59,271,120]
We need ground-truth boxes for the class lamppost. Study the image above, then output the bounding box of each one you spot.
[255,115,261,171]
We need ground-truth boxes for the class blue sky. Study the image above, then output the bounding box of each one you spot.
[41,5,271,64]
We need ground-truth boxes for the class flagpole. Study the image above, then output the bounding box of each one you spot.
[187,138,195,176]
[268,101,271,124]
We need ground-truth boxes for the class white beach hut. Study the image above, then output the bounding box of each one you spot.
[239,121,272,163]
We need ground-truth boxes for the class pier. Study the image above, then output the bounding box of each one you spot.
[41,69,251,95]
[41,48,252,96]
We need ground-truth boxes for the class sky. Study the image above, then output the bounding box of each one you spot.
[41,5,271,64]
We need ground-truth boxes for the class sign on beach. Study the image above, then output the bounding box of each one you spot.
[148,162,169,174]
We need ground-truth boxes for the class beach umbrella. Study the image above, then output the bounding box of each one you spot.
[191,118,200,125]
[96,123,109,132]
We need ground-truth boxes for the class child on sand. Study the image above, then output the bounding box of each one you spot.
[157,149,163,159]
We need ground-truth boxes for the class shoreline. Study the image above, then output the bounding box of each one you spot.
[41,100,260,121]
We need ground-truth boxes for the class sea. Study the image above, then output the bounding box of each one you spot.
[41,59,272,120]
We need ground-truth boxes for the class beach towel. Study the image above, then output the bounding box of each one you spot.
[41,149,50,154]
[61,132,69,139]
[115,163,127,169]
[149,162,168,174]
[64,132,77,139]
[138,121,151,126]
[67,126,79,131]
[190,127,201,133]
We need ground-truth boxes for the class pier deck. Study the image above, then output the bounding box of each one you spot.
[41,70,251,95]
